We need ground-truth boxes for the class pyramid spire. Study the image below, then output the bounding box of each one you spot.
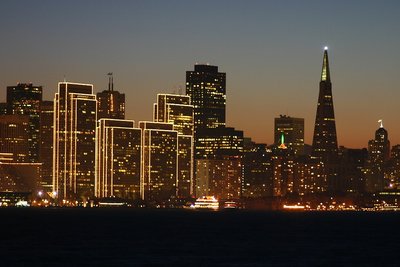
[321,47,330,82]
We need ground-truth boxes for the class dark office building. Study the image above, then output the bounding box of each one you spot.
[274,115,305,156]
[242,138,273,198]
[7,83,42,162]
[186,64,226,132]
[365,122,390,192]
[0,115,29,162]
[97,74,125,119]
[39,101,54,192]
[311,48,339,192]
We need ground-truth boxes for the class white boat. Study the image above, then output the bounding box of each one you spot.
[193,196,219,210]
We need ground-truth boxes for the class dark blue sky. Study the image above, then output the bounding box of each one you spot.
[1,0,399,147]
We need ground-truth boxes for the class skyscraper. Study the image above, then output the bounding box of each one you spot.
[139,122,178,202]
[186,64,226,132]
[95,119,141,199]
[274,115,305,155]
[53,82,97,200]
[365,121,390,192]
[7,83,42,162]
[97,73,125,120]
[153,94,194,197]
[195,127,243,199]
[312,47,339,191]
[312,48,338,161]
[39,100,54,192]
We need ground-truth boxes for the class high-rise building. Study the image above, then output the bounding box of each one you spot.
[97,73,125,120]
[139,122,178,202]
[271,136,294,197]
[95,119,141,199]
[337,147,368,193]
[53,82,97,200]
[153,94,194,197]
[312,47,339,192]
[365,121,390,192]
[312,48,338,160]
[0,115,29,162]
[195,127,243,199]
[242,138,273,198]
[186,64,226,132]
[7,83,42,162]
[39,101,54,192]
[293,155,326,195]
[274,115,304,156]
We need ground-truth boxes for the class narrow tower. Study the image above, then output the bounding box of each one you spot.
[312,47,338,191]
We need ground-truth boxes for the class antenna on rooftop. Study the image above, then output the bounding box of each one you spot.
[107,72,113,91]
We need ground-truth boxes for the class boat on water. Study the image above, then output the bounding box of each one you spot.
[223,201,239,210]
[193,196,219,210]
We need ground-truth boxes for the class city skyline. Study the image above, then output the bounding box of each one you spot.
[1,1,400,148]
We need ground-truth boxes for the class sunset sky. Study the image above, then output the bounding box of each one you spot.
[1,0,399,148]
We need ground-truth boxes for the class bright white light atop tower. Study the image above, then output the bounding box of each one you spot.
[324,46,328,51]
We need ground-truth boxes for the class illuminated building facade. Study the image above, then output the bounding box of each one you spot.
[186,64,226,132]
[39,101,54,192]
[95,119,141,199]
[97,74,125,119]
[272,137,294,197]
[7,83,42,162]
[53,82,97,200]
[0,115,29,162]
[153,94,194,197]
[242,138,273,198]
[195,127,243,199]
[140,122,178,202]
[312,48,338,192]
[293,156,326,195]
[365,122,390,192]
[274,115,304,156]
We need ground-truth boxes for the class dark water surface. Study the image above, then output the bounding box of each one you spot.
[1,208,400,266]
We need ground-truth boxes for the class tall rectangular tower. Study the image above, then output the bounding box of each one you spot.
[153,94,194,197]
[53,82,97,200]
[39,100,54,192]
[95,119,141,199]
[7,83,42,162]
[139,122,178,202]
[274,115,305,156]
[186,64,226,132]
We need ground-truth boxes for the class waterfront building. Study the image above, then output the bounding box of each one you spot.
[53,82,97,200]
[7,83,42,162]
[39,101,54,192]
[0,115,29,162]
[365,121,390,192]
[139,122,178,202]
[95,119,141,199]
[242,138,273,198]
[153,94,194,198]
